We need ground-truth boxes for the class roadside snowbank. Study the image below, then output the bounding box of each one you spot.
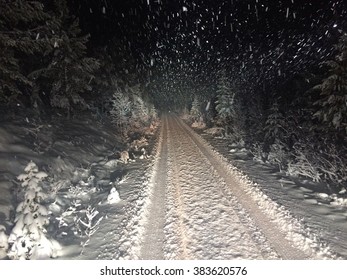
[0,113,158,259]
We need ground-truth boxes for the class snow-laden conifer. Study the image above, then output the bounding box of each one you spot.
[190,96,202,121]
[110,90,132,136]
[215,70,245,140]
[313,34,347,134]
[264,99,287,144]
[215,73,235,125]
[110,84,157,137]
[129,84,150,124]
[7,161,60,259]
[0,1,50,104]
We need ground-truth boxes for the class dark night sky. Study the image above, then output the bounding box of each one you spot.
[70,0,347,97]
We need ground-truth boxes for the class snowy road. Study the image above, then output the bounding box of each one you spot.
[139,115,333,260]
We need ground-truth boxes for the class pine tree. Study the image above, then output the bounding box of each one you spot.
[215,71,236,135]
[264,98,287,144]
[8,162,60,259]
[215,72,235,116]
[0,0,52,105]
[110,90,131,136]
[190,96,201,121]
[28,0,99,117]
[128,84,149,124]
[89,48,119,118]
[110,83,157,136]
[0,0,99,114]
[313,34,347,135]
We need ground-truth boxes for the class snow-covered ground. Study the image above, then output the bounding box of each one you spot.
[0,113,158,260]
[160,117,337,259]
[199,128,347,259]
[1,113,346,260]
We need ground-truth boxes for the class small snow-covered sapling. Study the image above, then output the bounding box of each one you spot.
[7,161,60,259]
[77,206,103,254]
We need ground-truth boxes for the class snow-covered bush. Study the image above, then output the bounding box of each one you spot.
[317,145,347,185]
[129,136,149,151]
[7,161,60,259]
[0,225,8,259]
[50,173,107,253]
[287,153,322,183]
[287,141,347,184]
[204,127,225,137]
[191,118,206,129]
[267,141,290,172]
[110,85,157,138]
[250,142,269,163]
[75,206,103,254]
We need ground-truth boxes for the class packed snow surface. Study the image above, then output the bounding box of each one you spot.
[1,114,346,259]
[138,115,338,259]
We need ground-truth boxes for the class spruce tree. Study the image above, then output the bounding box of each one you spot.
[110,90,131,136]
[190,96,201,121]
[264,98,287,144]
[0,0,52,105]
[89,48,119,117]
[215,71,237,135]
[313,34,347,135]
[129,84,150,124]
[30,0,100,117]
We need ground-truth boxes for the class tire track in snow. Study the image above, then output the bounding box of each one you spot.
[138,115,333,259]
[164,116,193,259]
[140,117,168,259]
[163,116,277,259]
[173,117,332,259]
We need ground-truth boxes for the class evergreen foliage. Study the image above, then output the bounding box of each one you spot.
[190,96,201,121]
[110,89,131,135]
[312,34,347,135]
[215,70,245,140]
[243,92,264,144]
[30,0,100,116]
[215,72,235,124]
[110,84,157,137]
[264,98,287,144]
[89,48,120,118]
[86,40,146,120]
[8,161,60,260]
[0,0,100,115]
[129,84,150,124]
[0,0,51,104]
